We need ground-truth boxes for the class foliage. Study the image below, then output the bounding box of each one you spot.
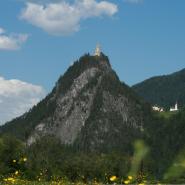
[0,135,25,176]
[24,136,130,182]
[143,108,185,182]
[0,135,131,183]
[133,68,185,109]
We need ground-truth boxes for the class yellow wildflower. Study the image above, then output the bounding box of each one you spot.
[124,180,130,184]
[5,177,16,183]
[128,175,133,180]
[110,175,117,181]
[15,171,19,175]
[13,159,16,163]
[23,157,27,162]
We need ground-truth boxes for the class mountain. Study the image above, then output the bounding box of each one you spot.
[132,69,185,109]
[1,53,185,182]
[0,53,151,153]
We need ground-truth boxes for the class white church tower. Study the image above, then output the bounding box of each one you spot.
[170,102,178,112]
[175,102,178,110]
[94,44,101,57]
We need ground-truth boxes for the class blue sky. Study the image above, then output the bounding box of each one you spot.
[0,0,185,124]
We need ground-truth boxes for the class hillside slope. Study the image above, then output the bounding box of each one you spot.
[144,108,185,179]
[132,69,185,109]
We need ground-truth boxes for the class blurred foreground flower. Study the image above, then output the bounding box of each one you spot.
[3,177,16,183]
[110,175,117,181]
[128,140,149,178]
[23,157,27,162]
[124,180,130,184]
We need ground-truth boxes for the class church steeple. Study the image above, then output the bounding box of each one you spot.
[175,102,178,110]
[94,44,101,56]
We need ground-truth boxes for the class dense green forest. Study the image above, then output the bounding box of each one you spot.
[1,55,185,184]
[132,68,185,109]
[1,109,185,184]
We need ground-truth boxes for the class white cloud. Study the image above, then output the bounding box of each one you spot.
[20,0,118,36]
[0,76,45,125]
[0,27,28,50]
[0,28,5,34]
[123,0,143,4]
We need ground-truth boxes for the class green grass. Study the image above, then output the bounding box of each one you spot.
[158,111,178,119]
[1,179,104,185]
[1,181,102,185]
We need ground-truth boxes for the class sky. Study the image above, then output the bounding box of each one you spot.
[0,0,185,124]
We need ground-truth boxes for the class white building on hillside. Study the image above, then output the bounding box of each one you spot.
[170,102,178,112]
[152,105,164,112]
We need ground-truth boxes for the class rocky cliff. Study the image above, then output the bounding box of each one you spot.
[0,53,151,152]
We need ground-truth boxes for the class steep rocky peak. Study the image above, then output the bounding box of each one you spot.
[1,52,149,153]
[27,53,115,145]
[54,53,112,95]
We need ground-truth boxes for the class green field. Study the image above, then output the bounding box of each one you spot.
[1,180,103,185]
[158,111,178,119]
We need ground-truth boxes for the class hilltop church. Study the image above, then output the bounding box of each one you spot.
[170,102,178,112]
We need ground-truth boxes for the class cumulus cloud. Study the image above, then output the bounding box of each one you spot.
[0,28,5,34]
[123,0,143,4]
[20,0,118,36]
[0,76,45,125]
[0,27,28,50]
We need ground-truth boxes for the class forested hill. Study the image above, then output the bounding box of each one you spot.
[132,68,185,109]
[0,53,150,153]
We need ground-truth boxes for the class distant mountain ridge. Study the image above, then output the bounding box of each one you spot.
[0,53,151,153]
[132,68,185,109]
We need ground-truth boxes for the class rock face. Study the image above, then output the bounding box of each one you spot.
[28,67,101,145]
[0,53,150,152]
